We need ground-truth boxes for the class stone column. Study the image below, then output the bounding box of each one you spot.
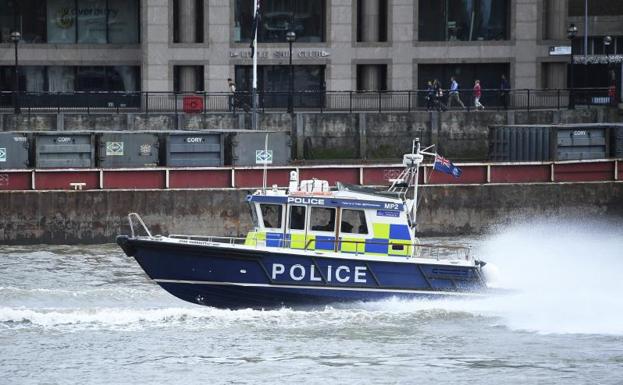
[546,0,568,40]
[179,0,197,92]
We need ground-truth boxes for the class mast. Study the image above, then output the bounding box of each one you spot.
[411,139,421,227]
[252,0,259,131]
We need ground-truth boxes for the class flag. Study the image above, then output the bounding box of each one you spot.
[433,154,462,178]
[250,0,261,58]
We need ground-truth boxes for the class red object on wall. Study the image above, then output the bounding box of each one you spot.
[35,171,99,190]
[183,96,204,113]
[104,170,165,189]
[235,169,291,188]
[490,165,550,183]
[555,161,614,182]
[169,169,231,188]
[427,165,487,184]
[0,171,31,190]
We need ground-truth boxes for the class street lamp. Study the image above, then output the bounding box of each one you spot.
[567,24,578,109]
[604,35,614,104]
[286,30,296,113]
[10,31,21,115]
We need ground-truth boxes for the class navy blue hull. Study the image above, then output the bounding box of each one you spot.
[117,236,486,309]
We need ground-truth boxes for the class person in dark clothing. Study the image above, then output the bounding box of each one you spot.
[433,79,446,112]
[425,80,435,111]
[500,75,510,110]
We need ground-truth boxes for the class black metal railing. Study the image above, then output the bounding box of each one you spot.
[0,88,614,114]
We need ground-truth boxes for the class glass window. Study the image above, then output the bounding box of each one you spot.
[0,0,47,43]
[235,65,325,108]
[48,66,75,92]
[173,0,203,43]
[77,0,107,43]
[340,209,368,234]
[356,65,387,91]
[356,0,387,42]
[310,207,335,232]
[75,66,139,92]
[569,0,623,16]
[260,204,283,229]
[235,0,325,43]
[47,0,76,43]
[289,206,306,230]
[419,0,509,41]
[107,0,139,44]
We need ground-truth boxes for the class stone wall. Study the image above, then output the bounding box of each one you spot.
[1,182,621,244]
[0,108,620,161]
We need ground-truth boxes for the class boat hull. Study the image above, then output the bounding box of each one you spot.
[117,235,487,309]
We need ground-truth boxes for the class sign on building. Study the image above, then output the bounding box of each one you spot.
[256,150,273,164]
[106,142,124,156]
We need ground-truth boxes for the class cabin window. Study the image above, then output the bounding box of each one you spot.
[289,206,306,230]
[310,207,336,232]
[260,204,283,229]
[340,209,368,234]
[248,202,259,227]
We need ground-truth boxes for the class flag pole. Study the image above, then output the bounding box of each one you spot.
[252,0,259,131]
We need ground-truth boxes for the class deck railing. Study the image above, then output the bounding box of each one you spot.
[0,88,613,114]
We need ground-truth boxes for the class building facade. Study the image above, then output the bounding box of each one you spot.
[0,0,622,103]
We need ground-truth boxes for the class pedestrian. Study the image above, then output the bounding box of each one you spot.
[433,79,446,111]
[227,78,237,113]
[425,80,435,111]
[499,74,510,110]
[448,76,465,109]
[473,79,484,110]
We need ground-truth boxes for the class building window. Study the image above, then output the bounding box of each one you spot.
[418,63,509,107]
[234,0,325,43]
[0,0,139,44]
[572,36,623,56]
[173,0,204,43]
[173,66,204,93]
[357,64,387,91]
[235,65,325,108]
[418,0,510,41]
[0,65,139,93]
[356,0,388,42]
[569,0,623,16]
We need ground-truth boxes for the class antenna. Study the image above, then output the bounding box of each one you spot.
[262,133,268,194]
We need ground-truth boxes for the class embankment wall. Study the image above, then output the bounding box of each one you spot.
[1,182,621,244]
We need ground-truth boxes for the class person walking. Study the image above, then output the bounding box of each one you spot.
[473,79,484,110]
[448,76,465,109]
[227,78,237,113]
[425,80,435,111]
[433,79,446,111]
[499,74,510,110]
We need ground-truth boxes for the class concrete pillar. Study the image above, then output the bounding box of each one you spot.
[361,0,380,42]
[360,65,380,91]
[546,0,568,40]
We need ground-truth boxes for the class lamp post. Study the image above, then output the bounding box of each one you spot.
[286,30,296,113]
[567,24,578,109]
[604,35,614,104]
[10,31,21,115]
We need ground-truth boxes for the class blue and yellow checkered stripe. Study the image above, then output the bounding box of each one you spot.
[245,223,412,257]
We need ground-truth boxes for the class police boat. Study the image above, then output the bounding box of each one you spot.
[117,140,488,309]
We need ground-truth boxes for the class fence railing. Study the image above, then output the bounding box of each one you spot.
[0,88,614,114]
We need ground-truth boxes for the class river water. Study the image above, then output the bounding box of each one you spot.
[2,219,623,385]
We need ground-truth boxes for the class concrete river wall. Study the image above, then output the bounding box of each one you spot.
[1,182,621,245]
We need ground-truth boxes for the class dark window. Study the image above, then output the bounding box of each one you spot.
[418,63,510,107]
[173,66,204,93]
[173,0,204,43]
[310,207,335,232]
[234,0,325,43]
[235,65,325,108]
[419,0,510,41]
[289,205,306,230]
[356,0,388,42]
[75,66,139,92]
[0,0,47,43]
[260,204,283,229]
[356,64,387,91]
[340,209,368,234]
[569,0,623,16]
[0,0,139,44]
